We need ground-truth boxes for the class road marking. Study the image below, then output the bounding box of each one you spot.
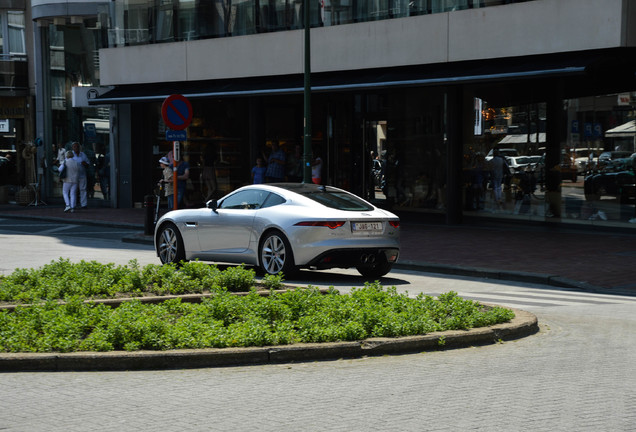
[425,287,636,309]
[39,225,80,234]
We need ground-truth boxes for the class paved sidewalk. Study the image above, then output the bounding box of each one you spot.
[1,202,635,295]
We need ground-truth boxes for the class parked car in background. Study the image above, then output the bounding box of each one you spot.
[505,156,533,173]
[154,183,400,278]
[597,151,632,164]
[527,155,542,166]
[584,156,635,201]
[571,148,601,174]
[486,148,518,161]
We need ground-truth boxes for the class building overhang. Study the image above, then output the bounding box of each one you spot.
[90,49,636,105]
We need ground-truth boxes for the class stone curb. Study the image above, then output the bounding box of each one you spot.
[0,308,538,372]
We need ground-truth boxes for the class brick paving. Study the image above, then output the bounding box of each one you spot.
[1,202,635,292]
[2,202,636,431]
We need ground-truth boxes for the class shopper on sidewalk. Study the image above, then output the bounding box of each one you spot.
[265,141,286,183]
[158,157,174,209]
[59,151,80,212]
[72,142,91,209]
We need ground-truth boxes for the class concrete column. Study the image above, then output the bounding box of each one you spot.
[545,81,566,218]
[445,85,464,225]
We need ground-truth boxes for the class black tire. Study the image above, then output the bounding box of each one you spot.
[259,230,296,276]
[156,222,186,265]
[356,254,393,279]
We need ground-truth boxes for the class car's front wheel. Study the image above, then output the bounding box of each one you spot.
[356,254,393,279]
[259,230,295,276]
[157,222,186,265]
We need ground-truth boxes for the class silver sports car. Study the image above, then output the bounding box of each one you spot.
[154,183,400,278]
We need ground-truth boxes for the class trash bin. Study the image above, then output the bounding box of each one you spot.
[144,194,155,235]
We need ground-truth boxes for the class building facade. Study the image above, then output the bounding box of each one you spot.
[53,0,636,228]
[0,0,32,201]
[29,0,111,204]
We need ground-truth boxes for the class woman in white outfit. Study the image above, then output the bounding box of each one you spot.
[59,150,80,212]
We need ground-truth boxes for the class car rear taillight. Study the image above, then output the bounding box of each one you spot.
[294,221,346,229]
[389,220,400,228]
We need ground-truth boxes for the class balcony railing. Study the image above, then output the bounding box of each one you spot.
[107,0,535,47]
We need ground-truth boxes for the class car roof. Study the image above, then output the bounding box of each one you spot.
[230,183,376,211]
[243,182,347,195]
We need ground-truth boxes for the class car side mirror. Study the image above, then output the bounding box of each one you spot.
[206,199,218,212]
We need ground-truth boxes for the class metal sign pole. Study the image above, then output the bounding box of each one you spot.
[303,0,312,184]
[173,141,180,210]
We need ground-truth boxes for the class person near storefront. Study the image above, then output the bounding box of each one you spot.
[311,150,323,185]
[59,151,80,212]
[265,141,286,183]
[71,142,90,209]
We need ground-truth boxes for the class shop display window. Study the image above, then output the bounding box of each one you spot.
[465,94,636,227]
[152,99,251,207]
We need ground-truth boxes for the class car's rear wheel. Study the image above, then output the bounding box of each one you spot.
[259,230,295,276]
[356,254,393,279]
[157,222,186,265]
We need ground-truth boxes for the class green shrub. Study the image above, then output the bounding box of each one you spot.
[261,273,285,290]
[0,263,516,353]
[0,260,265,303]
[216,265,255,292]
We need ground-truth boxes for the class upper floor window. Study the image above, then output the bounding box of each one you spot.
[7,11,25,56]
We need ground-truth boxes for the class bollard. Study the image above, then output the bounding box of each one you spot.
[143,194,155,235]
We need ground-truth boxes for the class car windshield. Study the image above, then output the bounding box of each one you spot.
[277,183,374,211]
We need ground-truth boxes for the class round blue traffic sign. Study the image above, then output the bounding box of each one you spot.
[161,94,193,131]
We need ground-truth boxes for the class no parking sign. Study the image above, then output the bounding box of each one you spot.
[161,94,192,210]
[161,94,193,131]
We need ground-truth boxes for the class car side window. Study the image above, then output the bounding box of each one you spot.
[261,192,286,209]
[219,189,268,210]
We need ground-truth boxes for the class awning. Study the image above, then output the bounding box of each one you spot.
[90,50,626,105]
[498,133,546,144]
[605,120,635,137]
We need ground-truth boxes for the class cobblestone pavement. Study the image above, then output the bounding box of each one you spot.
[1,205,636,430]
[2,280,636,431]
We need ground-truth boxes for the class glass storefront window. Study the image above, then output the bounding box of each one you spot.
[465,101,548,220]
[376,88,446,211]
[565,94,636,225]
[147,99,250,206]
[465,94,636,227]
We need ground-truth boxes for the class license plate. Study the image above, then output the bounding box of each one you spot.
[352,222,383,232]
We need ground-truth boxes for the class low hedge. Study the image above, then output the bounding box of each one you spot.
[0,260,515,353]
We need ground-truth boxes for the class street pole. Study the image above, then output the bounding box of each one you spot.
[303,0,312,183]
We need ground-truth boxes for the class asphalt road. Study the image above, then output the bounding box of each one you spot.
[2,219,636,431]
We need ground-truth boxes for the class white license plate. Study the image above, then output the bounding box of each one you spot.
[352,222,383,232]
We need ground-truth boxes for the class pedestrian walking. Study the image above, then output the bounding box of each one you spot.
[72,142,91,209]
[59,150,80,212]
